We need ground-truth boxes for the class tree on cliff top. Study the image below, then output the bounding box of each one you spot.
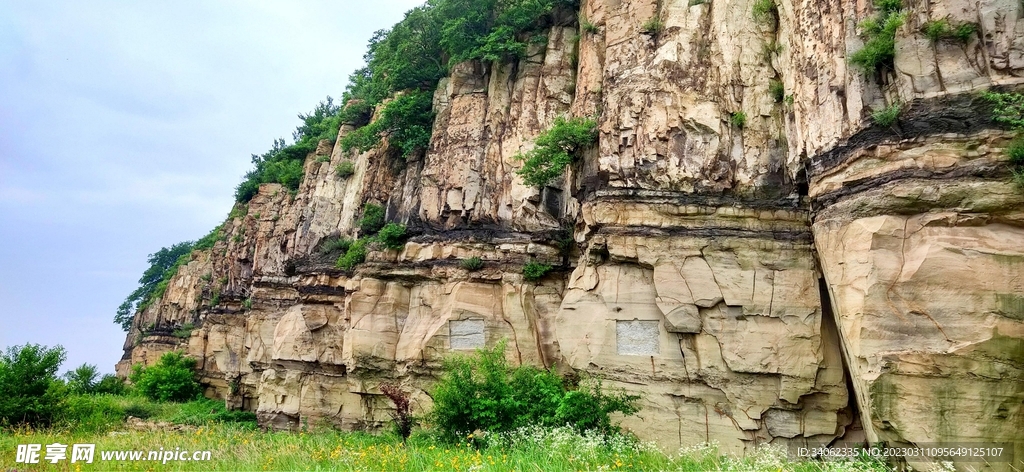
[115,241,194,331]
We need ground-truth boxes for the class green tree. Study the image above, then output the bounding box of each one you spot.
[515,116,598,186]
[130,352,202,403]
[115,241,195,331]
[64,363,99,394]
[0,344,67,426]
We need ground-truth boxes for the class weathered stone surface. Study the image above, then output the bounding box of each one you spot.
[117,0,1024,468]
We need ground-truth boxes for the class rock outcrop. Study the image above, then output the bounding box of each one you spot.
[119,0,1024,470]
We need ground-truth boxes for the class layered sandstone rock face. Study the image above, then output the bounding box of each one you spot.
[119,0,1024,469]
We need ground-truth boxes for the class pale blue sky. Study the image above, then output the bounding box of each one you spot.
[0,1,423,374]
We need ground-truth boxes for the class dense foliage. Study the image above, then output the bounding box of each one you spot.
[0,344,66,427]
[115,241,195,331]
[515,116,598,186]
[849,0,905,74]
[234,98,343,202]
[129,352,202,403]
[359,203,387,235]
[336,238,370,270]
[376,223,408,250]
[430,342,640,442]
[336,0,580,160]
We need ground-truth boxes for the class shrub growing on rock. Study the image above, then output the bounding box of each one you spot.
[522,261,552,281]
[359,203,386,235]
[336,238,369,270]
[515,116,598,187]
[460,256,484,271]
[849,0,905,74]
[376,223,408,250]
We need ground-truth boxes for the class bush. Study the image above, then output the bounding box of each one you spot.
[320,236,353,255]
[336,238,369,270]
[359,203,386,235]
[94,374,127,396]
[341,90,435,159]
[730,111,747,128]
[522,261,553,281]
[377,223,408,250]
[871,103,901,127]
[983,91,1024,131]
[515,116,598,187]
[336,161,355,178]
[460,256,484,271]
[129,352,201,403]
[56,394,169,433]
[380,383,415,441]
[0,344,67,427]
[580,14,598,34]
[849,0,906,74]
[430,341,640,443]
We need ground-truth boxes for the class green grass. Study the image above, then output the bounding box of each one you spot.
[871,103,901,127]
[752,0,778,23]
[641,16,664,35]
[460,257,483,271]
[579,14,599,34]
[922,19,976,43]
[0,422,894,471]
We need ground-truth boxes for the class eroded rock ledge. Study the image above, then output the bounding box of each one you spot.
[119,0,1024,469]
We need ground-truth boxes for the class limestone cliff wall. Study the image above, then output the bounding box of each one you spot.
[119,0,1024,469]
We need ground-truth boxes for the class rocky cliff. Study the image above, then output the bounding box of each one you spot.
[118,0,1024,469]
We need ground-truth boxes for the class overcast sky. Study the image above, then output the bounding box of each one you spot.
[0,1,423,374]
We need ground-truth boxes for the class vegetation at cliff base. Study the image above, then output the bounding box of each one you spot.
[2,340,895,471]
[515,116,598,186]
[849,0,905,74]
[129,352,201,403]
[0,344,66,427]
[430,341,640,443]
